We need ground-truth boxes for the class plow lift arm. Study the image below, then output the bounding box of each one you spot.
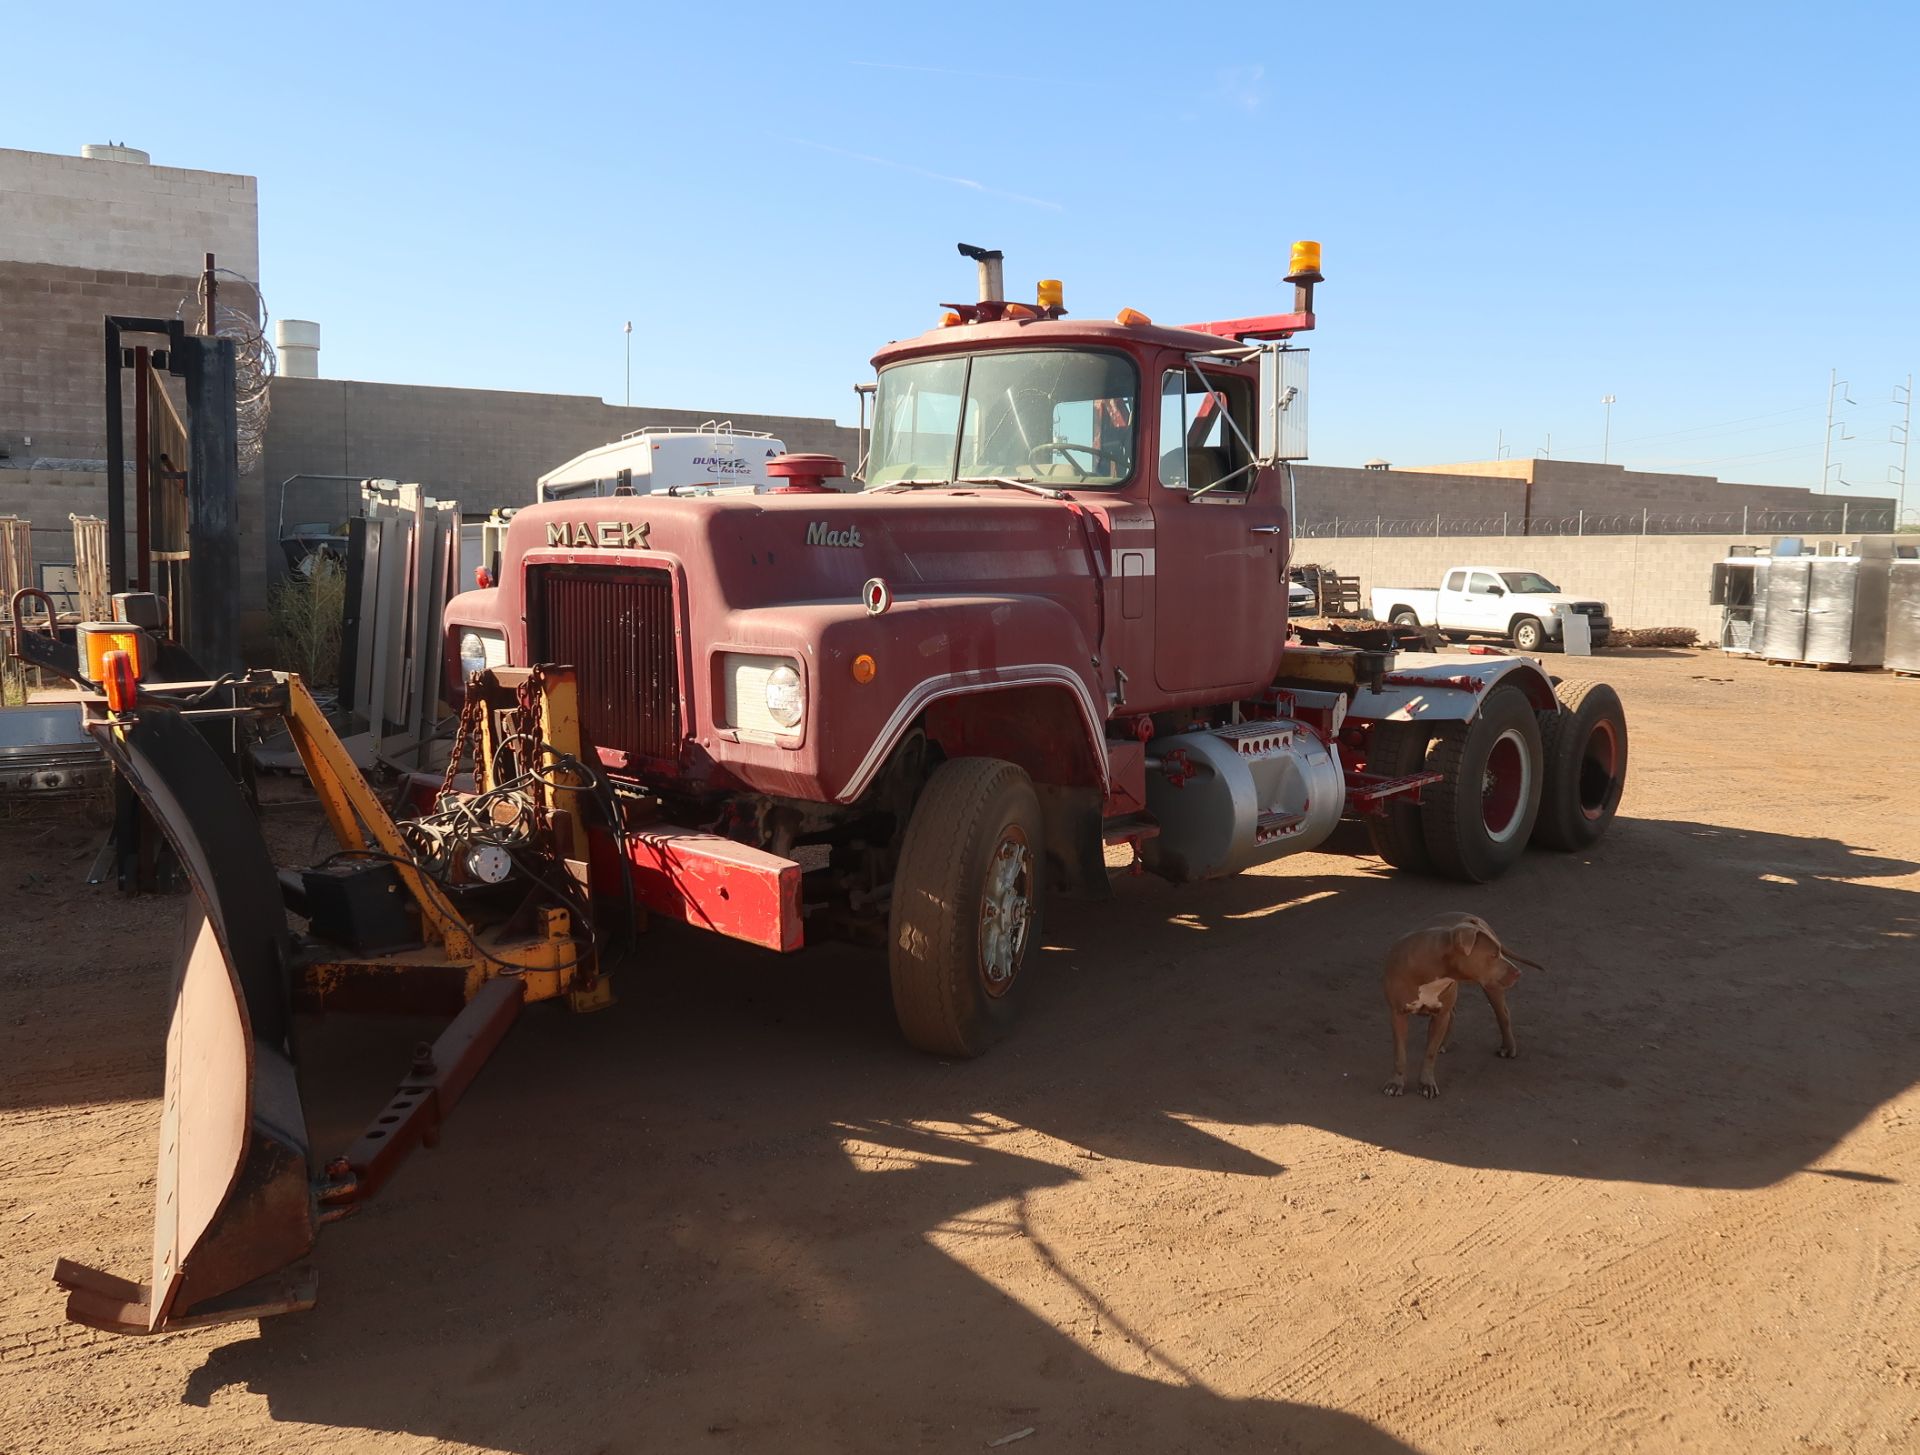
[47,661,612,1336]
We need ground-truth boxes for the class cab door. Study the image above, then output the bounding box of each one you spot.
[1151,365,1287,695]
[1462,570,1508,631]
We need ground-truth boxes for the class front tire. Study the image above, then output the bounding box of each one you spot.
[1390,609,1421,630]
[889,758,1043,1058]
[1420,686,1544,882]
[1511,616,1546,652]
[1533,680,1628,850]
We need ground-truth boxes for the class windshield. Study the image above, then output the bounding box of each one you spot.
[1499,571,1561,594]
[866,349,1137,488]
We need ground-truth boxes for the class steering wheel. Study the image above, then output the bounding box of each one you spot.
[1028,439,1122,480]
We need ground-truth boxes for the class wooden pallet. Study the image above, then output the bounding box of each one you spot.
[1763,658,1871,671]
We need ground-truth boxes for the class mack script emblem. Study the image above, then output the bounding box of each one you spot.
[547,520,651,549]
[806,521,864,548]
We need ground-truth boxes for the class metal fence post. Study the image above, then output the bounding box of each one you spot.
[1843,501,1849,533]
[1436,511,1442,537]
[1642,507,1648,535]
[1376,514,1382,536]
[1333,516,1340,537]
[1503,511,1509,535]
[1743,505,1749,535]
[1578,509,1585,536]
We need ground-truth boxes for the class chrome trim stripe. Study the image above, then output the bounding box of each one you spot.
[835,664,1109,803]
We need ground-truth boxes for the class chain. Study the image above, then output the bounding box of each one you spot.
[439,692,485,800]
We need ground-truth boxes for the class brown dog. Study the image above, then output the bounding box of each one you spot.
[1382,912,1544,1099]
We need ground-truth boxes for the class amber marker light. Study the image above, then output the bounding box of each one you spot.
[851,654,878,684]
[1115,307,1153,326]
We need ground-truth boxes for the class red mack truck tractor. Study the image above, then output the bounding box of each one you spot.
[40,241,1631,1336]
[445,243,1630,1059]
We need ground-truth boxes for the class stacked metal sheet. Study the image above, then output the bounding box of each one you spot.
[1759,555,1812,660]
[1886,560,1920,674]
[1803,542,1892,667]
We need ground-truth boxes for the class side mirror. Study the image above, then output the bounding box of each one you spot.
[1257,347,1310,462]
[1486,584,1505,596]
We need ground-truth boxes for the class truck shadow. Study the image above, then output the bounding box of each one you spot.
[172,814,1911,1450]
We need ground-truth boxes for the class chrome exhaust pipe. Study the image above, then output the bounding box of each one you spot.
[957,243,1004,304]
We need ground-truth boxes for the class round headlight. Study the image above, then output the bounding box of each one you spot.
[764,663,804,729]
[458,631,489,678]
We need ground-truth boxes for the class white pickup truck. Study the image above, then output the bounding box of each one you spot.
[1371,567,1612,651]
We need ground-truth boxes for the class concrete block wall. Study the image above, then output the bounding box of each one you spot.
[0,147,258,279]
[1397,457,1895,530]
[1289,464,1524,533]
[262,376,862,523]
[1300,532,1781,640]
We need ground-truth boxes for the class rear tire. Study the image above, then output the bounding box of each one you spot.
[1390,609,1421,629]
[1511,616,1546,652]
[888,758,1043,1058]
[1420,686,1544,883]
[1532,680,1629,850]
[1364,720,1434,872]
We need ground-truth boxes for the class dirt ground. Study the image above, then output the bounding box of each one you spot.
[2,650,1916,1455]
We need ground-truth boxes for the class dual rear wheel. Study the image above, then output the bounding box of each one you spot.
[1366,679,1628,882]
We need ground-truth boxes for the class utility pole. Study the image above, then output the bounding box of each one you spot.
[1821,367,1855,493]
[1894,375,1913,527]
[1601,395,1616,463]
[623,320,633,408]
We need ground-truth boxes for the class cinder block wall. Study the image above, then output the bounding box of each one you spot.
[1297,532,1784,639]
[262,377,861,520]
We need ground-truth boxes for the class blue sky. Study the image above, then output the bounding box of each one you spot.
[11,1,1916,501]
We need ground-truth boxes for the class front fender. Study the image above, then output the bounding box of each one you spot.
[701,594,1106,802]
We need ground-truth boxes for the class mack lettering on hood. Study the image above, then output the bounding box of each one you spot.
[806,522,864,548]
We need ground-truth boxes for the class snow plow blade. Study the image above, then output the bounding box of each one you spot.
[54,709,317,1335]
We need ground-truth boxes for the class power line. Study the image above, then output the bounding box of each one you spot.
[1612,402,1820,447]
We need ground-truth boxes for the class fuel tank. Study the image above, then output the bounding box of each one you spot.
[1140,719,1344,883]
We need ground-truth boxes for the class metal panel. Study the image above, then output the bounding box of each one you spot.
[1759,557,1811,660]
[1885,561,1920,673]
[534,566,680,762]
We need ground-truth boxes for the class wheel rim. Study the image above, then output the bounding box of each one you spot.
[1577,719,1619,820]
[978,827,1034,998]
[1481,728,1531,842]
[1517,623,1539,649]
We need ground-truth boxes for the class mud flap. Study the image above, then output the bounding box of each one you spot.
[54,708,318,1334]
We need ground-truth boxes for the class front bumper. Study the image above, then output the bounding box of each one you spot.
[589,823,804,953]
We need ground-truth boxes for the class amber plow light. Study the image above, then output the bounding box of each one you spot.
[77,621,149,688]
[101,649,140,712]
[1037,278,1064,310]
[1286,240,1323,282]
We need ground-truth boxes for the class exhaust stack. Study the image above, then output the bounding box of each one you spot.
[957,243,1004,303]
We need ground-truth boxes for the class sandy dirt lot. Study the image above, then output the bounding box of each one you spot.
[2,651,1916,1455]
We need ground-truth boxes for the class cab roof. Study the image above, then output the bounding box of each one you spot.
[871,315,1245,370]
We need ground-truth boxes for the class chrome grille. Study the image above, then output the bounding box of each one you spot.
[533,566,680,762]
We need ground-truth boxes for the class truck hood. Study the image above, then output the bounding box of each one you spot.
[504,487,1109,609]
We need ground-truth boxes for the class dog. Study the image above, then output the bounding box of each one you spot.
[1382,912,1545,1099]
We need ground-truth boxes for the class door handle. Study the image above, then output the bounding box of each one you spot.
[1249,525,1284,534]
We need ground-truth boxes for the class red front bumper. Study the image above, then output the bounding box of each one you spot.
[589,824,804,953]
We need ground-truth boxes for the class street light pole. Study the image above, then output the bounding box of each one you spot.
[1601,395,1615,463]
[624,320,633,408]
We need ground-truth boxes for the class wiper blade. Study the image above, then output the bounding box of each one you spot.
[954,475,1068,499]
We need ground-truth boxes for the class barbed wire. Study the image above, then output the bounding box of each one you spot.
[1294,505,1903,539]
[178,268,276,474]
